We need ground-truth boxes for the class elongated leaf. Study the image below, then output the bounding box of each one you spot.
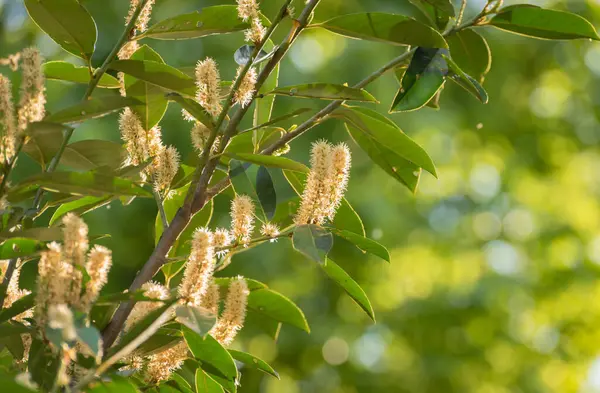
[229,160,267,221]
[22,122,73,170]
[44,96,141,124]
[266,83,377,102]
[446,29,491,83]
[86,376,139,393]
[330,229,390,262]
[226,153,308,173]
[24,0,97,62]
[417,0,454,17]
[61,140,128,171]
[226,127,283,156]
[318,13,447,48]
[292,224,333,265]
[49,196,113,226]
[0,322,31,337]
[76,326,102,360]
[228,350,279,379]
[442,54,489,104]
[196,368,225,393]
[248,107,311,133]
[322,258,375,321]
[175,305,217,336]
[139,5,250,40]
[11,171,151,198]
[256,166,277,221]
[43,61,119,88]
[253,59,279,135]
[0,376,36,393]
[0,293,34,323]
[333,106,436,176]
[167,93,215,129]
[346,125,420,192]
[282,170,365,235]
[0,238,44,259]
[124,45,169,130]
[489,5,600,40]
[29,338,60,390]
[183,327,238,381]
[213,277,267,291]
[0,227,62,241]
[110,59,196,97]
[247,288,310,332]
[391,47,448,112]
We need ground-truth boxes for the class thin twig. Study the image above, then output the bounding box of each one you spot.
[0,258,17,308]
[153,189,169,228]
[457,0,468,27]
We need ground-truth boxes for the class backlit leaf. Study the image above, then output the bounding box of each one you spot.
[43,61,119,88]
[266,83,377,102]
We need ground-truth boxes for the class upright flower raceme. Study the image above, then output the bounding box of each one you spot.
[213,228,232,257]
[0,75,16,163]
[233,66,257,108]
[210,276,249,346]
[230,195,255,245]
[153,145,180,192]
[123,281,169,334]
[261,223,280,242]
[195,58,222,117]
[178,228,216,307]
[295,141,351,225]
[118,0,155,82]
[146,341,188,383]
[119,108,151,166]
[190,122,219,154]
[236,0,265,43]
[17,47,45,132]
[35,214,113,324]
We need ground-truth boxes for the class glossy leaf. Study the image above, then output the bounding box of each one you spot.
[228,350,279,379]
[76,326,102,359]
[0,322,31,337]
[0,238,44,259]
[183,326,238,382]
[417,0,455,17]
[443,54,489,104]
[44,96,141,124]
[346,125,421,192]
[330,228,390,262]
[225,153,308,173]
[24,0,97,62]
[22,122,71,170]
[213,277,267,292]
[391,47,448,112]
[11,171,151,198]
[196,368,225,393]
[0,293,34,323]
[167,93,215,129]
[0,227,62,241]
[49,195,113,226]
[321,258,375,321]
[124,45,169,130]
[283,170,365,236]
[318,13,448,48]
[292,224,334,265]
[489,5,600,40]
[248,107,311,133]
[61,140,127,171]
[109,59,196,97]
[253,57,279,134]
[446,29,491,83]
[139,5,250,40]
[229,159,267,221]
[175,305,217,336]
[247,288,310,333]
[256,166,277,221]
[43,61,119,88]
[86,376,139,393]
[333,106,437,177]
[226,127,283,156]
[266,83,377,102]
[29,338,60,390]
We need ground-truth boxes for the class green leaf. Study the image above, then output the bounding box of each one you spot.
[321,258,375,321]
[61,140,128,171]
[109,59,196,97]
[76,326,102,360]
[124,45,169,130]
[11,171,151,198]
[213,277,267,292]
[292,224,333,265]
[228,350,279,379]
[253,58,279,133]
[0,293,34,323]
[86,376,139,393]
[0,376,37,393]
[224,153,308,173]
[329,229,390,262]
[183,326,238,382]
[175,305,217,336]
[196,368,225,393]
[442,54,489,104]
[0,238,44,259]
[229,160,267,221]
[266,83,377,102]
[256,166,277,221]
[44,96,141,124]
[0,227,62,241]
[489,5,600,41]
[318,13,448,48]
[346,125,421,192]
[249,107,311,133]
[22,122,73,170]
[247,288,310,332]
[24,0,97,62]
[167,93,215,129]
[391,47,448,112]
[170,374,195,393]
[138,5,250,40]
[446,29,491,83]
[95,289,166,305]
[0,322,31,337]
[135,331,182,357]
[43,61,120,88]
[417,0,455,17]
[226,128,283,156]
[49,195,113,226]
[282,170,365,235]
[333,106,437,177]
[29,338,60,390]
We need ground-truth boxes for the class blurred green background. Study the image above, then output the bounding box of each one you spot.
[3,0,600,392]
